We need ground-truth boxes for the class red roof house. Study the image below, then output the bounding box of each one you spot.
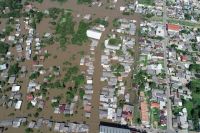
[151,102,160,109]
[26,94,34,101]
[167,24,181,32]
[181,55,188,62]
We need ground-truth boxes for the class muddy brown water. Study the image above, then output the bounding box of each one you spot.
[0,0,142,133]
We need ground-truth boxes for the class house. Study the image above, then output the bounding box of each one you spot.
[104,39,121,50]
[28,121,36,128]
[26,94,34,101]
[12,118,21,128]
[0,64,7,71]
[99,124,131,133]
[0,120,13,127]
[8,76,16,84]
[11,85,20,92]
[180,55,188,62]
[156,25,165,37]
[177,108,189,129]
[151,102,160,109]
[167,24,181,32]
[140,92,150,127]
[15,100,22,109]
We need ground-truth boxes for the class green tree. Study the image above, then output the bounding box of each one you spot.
[8,63,20,76]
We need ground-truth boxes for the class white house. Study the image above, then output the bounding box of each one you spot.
[15,100,22,110]
[86,30,102,40]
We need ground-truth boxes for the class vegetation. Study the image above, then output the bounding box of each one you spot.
[4,25,14,36]
[189,64,200,73]
[77,0,92,4]
[151,108,159,127]
[0,41,9,55]
[27,102,33,110]
[0,0,23,18]
[112,19,121,28]
[184,13,191,20]
[29,72,40,80]
[73,74,85,87]
[111,63,125,76]
[144,13,154,18]
[188,79,200,93]
[25,128,33,133]
[94,18,109,27]
[133,70,149,90]
[56,12,74,48]
[8,63,20,76]
[138,0,155,6]
[66,87,77,103]
[116,49,124,56]
[108,38,122,46]
[184,80,200,130]
[79,88,85,99]
[48,8,62,19]
[71,21,90,45]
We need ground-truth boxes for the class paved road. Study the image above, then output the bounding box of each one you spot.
[162,1,176,133]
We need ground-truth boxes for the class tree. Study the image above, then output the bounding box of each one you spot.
[29,72,40,80]
[112,19,121,27]
[27,102,33,110]
[8,63,20,76]
[188,79,200,93]
[189,64,200,73]
[4,25,14,36]
[73,74,85,87]
[111,63,125,76]
[79,88,85,99]
[0,41,9,55]
[77,0,92,4]
[71,21,90,45]
[25,128,33,133]
[34,112,39,118]
[184,13,191,20]
[94,18,109,27]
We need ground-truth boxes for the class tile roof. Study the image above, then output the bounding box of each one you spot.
[167,24,181,31]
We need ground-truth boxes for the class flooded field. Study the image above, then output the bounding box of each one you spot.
[0,0,142,133]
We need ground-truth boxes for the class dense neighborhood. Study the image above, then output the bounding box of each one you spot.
[0,0,200,133]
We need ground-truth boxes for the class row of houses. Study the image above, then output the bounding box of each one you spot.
[138,21,174,128]
[0,117,89,133]
[166,25,200,131]
[99,18,136,125]
[82,24,105,117]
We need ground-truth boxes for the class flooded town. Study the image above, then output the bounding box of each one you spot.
[0,0,200,133]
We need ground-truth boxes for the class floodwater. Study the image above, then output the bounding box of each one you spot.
[0,0,142,133]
